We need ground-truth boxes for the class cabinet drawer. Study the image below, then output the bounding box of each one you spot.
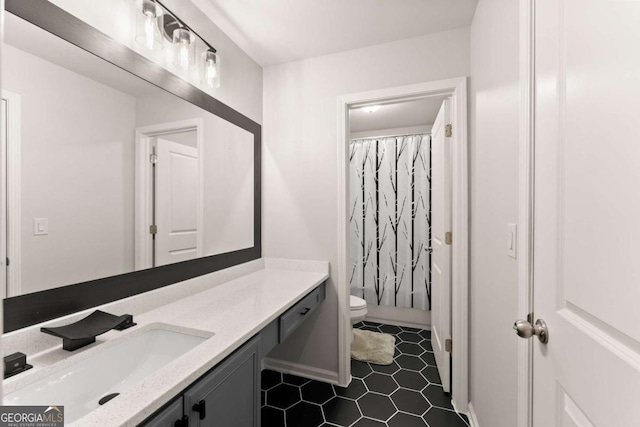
[279,282,325,343]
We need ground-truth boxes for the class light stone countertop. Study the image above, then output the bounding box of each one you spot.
[2,259,329,427]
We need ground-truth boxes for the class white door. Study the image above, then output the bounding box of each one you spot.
[532,1,640,426]
[430,99,452,392]
[154,138,201,266]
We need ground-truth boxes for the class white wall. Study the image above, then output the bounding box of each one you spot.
[468,0,520,425]
[48,0,263,124]
[263,28,470,376]
[136,90,254,256]
[3,44,137,294]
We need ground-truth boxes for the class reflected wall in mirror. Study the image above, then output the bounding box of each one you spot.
[1,12,254,298]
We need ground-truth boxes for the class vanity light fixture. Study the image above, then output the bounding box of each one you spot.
[134,0,163,51]
[133,0,221,87]
[362,105,381,113]
[201,49,220,89]
[172,27,196,71]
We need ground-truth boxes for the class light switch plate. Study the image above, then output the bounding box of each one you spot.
[507,223,517,259]
[33,218,48,236]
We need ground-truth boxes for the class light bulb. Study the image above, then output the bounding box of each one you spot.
[201,50,220,88]
[362,105,381,113]
[135,0,163,51]
[172,28,196,71]
[179,40,189,69]
[143,12,156,51]
[206,58,217,79]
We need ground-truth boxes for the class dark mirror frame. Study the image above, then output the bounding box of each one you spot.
[3,0,262,332]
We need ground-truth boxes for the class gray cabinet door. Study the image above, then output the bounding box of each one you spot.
[139,398,183,427]
[184,336,260,427]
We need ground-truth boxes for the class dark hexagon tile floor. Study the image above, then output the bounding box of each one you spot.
[261,322,470,427]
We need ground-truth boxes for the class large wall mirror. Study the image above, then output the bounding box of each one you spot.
[1,1,261,332]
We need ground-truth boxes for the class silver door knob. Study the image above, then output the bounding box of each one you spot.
[513,318,549,344]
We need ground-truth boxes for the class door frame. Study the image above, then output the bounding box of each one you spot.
[517,1,535,427]
[134,118,204,270]
[1,89,22,297]
[337,77,469,411]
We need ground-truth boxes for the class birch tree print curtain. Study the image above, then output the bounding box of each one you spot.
[349,134,432,311]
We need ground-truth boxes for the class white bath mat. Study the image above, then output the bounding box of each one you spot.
[351,329,396,365]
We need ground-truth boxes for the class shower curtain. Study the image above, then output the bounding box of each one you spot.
[349,134,431,311]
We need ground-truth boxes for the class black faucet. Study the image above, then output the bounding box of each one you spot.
[41,310,136,351]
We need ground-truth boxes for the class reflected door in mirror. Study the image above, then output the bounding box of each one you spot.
[153,137,201,266]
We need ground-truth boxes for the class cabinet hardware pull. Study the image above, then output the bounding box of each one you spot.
[174,415,189,427]
[300,307,311,315]
[193,400,206,420]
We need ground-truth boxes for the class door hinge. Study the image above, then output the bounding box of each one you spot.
[149,153,158,164]
[445,123,453,137]
[6,257,9,267]
[445,338,452,353]
[445,232,452,245]
[149,224,157,235]
[174,415,189,427]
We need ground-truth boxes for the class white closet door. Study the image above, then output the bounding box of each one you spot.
[430,99,452,392]
[155,138,200,266]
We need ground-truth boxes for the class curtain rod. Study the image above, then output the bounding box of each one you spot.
[350,132,431,142]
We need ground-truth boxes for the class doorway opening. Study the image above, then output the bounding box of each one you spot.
[337,78,469,412]
[134,119,204,269]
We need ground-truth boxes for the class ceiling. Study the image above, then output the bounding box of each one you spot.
[349,96,447,133]
[192,0,479,66]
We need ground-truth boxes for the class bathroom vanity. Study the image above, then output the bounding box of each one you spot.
[142,282,325,427]
[2,261,328,426]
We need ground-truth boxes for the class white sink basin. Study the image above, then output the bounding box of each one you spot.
[4,327,208,424]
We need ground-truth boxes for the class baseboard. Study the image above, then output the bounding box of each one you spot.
[468,402,480,427]
[365,316,432,330]
[363,304,431,330]
[262,357,340,385]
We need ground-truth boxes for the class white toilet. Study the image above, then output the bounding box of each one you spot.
[350,295,368,325]
[350,295,368,344]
